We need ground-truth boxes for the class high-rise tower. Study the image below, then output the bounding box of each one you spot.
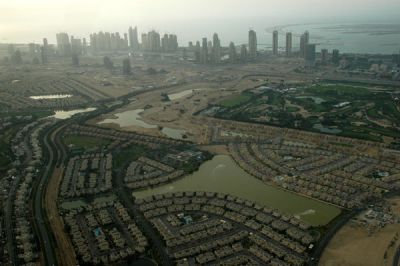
[201,38,208,64]
[286,32,292,56]
[212,33,221,64]
[229,42,237,62]
[248,30,257,60]
[273,30,278,55]
[128,26,139,50]
[300,31,310,58]
[305,43,316,66]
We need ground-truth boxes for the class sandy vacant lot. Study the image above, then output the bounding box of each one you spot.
[320,198,400,266]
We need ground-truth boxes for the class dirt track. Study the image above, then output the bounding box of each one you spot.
[45,167,77,266]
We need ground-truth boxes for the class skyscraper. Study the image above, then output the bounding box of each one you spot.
[56,32,72,57]
[273,30,278,55]
[124,33,129,49]
[229,42,237,63]
[104,32,111,51]
[141,33,148,50]
[148,30,161,52]
[305,43,316,66]
[248,30,257,60]
[321,49,328,64]
[82,38,87,55]
[286,32,292,56]
[241,44,248,62]
[300,31,310,58]
[128,26,139,50]
[195,41,201,62]
[332,49,340,64]
[70,36,83,55]
[201,38,208,64]
[212,33,221,64]
[41,38,49,63]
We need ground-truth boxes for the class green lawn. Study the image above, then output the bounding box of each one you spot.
[307,84,370,98]
[63,135,111,150]
[286,106,300,112]
[220,93,253,108]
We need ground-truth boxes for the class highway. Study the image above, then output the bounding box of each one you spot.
[31,124,60,266]
[28,82,223,265]
[32,120,71,266]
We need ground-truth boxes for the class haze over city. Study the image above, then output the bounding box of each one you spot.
[2,0,400,43]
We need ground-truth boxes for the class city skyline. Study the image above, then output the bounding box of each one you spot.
[1,0,400,44]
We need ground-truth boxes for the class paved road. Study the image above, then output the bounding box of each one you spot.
[32,125,60,266]
[29,82,193,265]
[393,246,400,266]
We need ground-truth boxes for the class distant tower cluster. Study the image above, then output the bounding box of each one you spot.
[161,34,179,52]
[248,30,257,60]
[192,33,221,64]
[285,32,292,56]
[141,30,178,52]
[272,30,278,55]
[142,30,160,51]
[89,31,129,53]
[56,32,72,57]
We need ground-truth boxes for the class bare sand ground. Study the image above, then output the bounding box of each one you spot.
[320,198,400,266]
[45,167,77,266]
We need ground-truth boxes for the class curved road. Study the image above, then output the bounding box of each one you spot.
[32,124,62,266]
[30,85,174,265]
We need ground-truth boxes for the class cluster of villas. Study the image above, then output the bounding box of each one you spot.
[135,191,315,266]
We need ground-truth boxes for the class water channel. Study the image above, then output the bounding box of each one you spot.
[51,107,97,119]
[97,109,186,140]
[133,155,341,226]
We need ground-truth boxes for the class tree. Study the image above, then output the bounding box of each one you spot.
[103,56,114,69]
[122,58,131,75]
[72,53,79,66]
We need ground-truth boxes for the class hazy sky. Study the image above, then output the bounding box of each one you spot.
[1,0,400,43]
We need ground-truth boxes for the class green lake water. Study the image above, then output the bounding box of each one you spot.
[133,155,341,226]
